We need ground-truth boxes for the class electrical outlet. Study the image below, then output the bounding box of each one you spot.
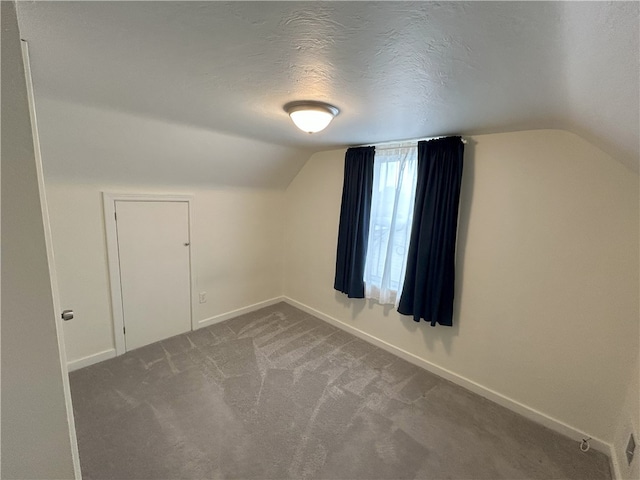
[626,433,636,465]
[199,292,207,304]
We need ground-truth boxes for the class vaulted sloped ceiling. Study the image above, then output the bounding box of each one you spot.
[16,1,639,186]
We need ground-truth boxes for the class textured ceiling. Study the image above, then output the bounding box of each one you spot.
[17,1,640,172]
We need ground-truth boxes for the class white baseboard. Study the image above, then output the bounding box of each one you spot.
[610,446,621,480]
[65,298,284,371]
[609,444,631,480]
[67,349,116,372]
[283,296,613,457]
[197,296,285,329]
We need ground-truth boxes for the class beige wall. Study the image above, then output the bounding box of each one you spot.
[284,130,639,446]
[45,182,284,365]
[34,95,290,366]
[1,2,76,477]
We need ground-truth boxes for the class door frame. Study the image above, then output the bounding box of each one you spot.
[103,192,195,355]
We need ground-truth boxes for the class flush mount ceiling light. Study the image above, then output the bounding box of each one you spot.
[284,101,340,134]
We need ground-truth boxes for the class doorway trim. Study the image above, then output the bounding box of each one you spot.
[103,192,195,356]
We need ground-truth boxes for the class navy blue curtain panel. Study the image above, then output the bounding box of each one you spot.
[398,137,464,326]
[334,146,375,298]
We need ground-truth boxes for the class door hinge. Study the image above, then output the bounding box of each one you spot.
[123,326,126,335]
[114,211,117,221]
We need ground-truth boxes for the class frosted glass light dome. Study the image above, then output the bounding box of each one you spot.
[284,101,340,134]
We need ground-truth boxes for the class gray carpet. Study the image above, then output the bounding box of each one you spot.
[70,302,611,479]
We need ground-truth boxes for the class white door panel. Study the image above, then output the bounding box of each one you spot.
[115,201,191,350]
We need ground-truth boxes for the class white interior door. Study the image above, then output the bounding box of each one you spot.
[115,200,192,351]
[22,38,81,478]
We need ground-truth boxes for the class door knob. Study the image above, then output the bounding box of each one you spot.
[184,242,190,246]
[61,309,74,321]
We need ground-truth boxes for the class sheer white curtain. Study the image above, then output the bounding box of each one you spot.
[364,144,418,306]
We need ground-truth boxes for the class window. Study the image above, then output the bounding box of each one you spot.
[335,137,464,325]
[363,144,417,306]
